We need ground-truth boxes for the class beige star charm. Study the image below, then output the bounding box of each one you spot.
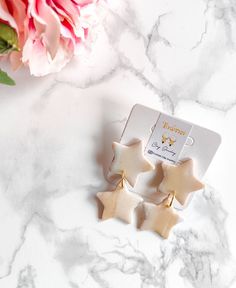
[97,180,143,223]
[159,159,204,206]
[141,195,180,239]
[110,141,155,187]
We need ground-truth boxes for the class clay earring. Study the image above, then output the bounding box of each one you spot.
[159,159,204,206]
[141,191,180,239]
[97,140,154,223]
[110,140,155,187]
[97,173,143,223]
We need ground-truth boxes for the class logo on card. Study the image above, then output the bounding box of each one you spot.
[145,114,192,164]
[161,133,176,146]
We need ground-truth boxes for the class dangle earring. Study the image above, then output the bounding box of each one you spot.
[141,191,180,239]
[97,140,155,223]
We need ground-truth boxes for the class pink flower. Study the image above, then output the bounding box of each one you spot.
[0,0,98,76]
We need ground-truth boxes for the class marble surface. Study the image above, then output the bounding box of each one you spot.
[0,0,236,287]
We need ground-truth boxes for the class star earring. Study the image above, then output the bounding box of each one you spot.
[110,141,155,187]
[97,140,154,223]
[97,173,143,223]
[159,159,204,206]
[141,191,180,239]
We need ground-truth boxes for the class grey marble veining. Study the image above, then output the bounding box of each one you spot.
[0,0,236,287]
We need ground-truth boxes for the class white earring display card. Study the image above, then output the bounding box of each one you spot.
[110,104,221,210]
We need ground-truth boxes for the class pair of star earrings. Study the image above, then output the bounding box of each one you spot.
[97,140,204,239]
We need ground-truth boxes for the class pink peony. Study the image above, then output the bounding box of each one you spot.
[0,0,98,76]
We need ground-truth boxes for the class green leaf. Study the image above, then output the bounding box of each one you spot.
[0,22,19,55]
[0,69,15,86]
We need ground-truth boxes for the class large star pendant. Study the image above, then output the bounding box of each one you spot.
[97,180,143,223]
[141,195,180,239]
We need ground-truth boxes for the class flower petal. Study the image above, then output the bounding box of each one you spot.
[22,37,73,76]
[28,0,61,59]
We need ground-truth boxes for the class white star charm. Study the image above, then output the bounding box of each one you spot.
[97,179,143,223]
[159,159,204,206]
[141,193,180,239]
[110,141,155,187]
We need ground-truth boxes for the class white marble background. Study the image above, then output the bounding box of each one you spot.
[0,0,236,287]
